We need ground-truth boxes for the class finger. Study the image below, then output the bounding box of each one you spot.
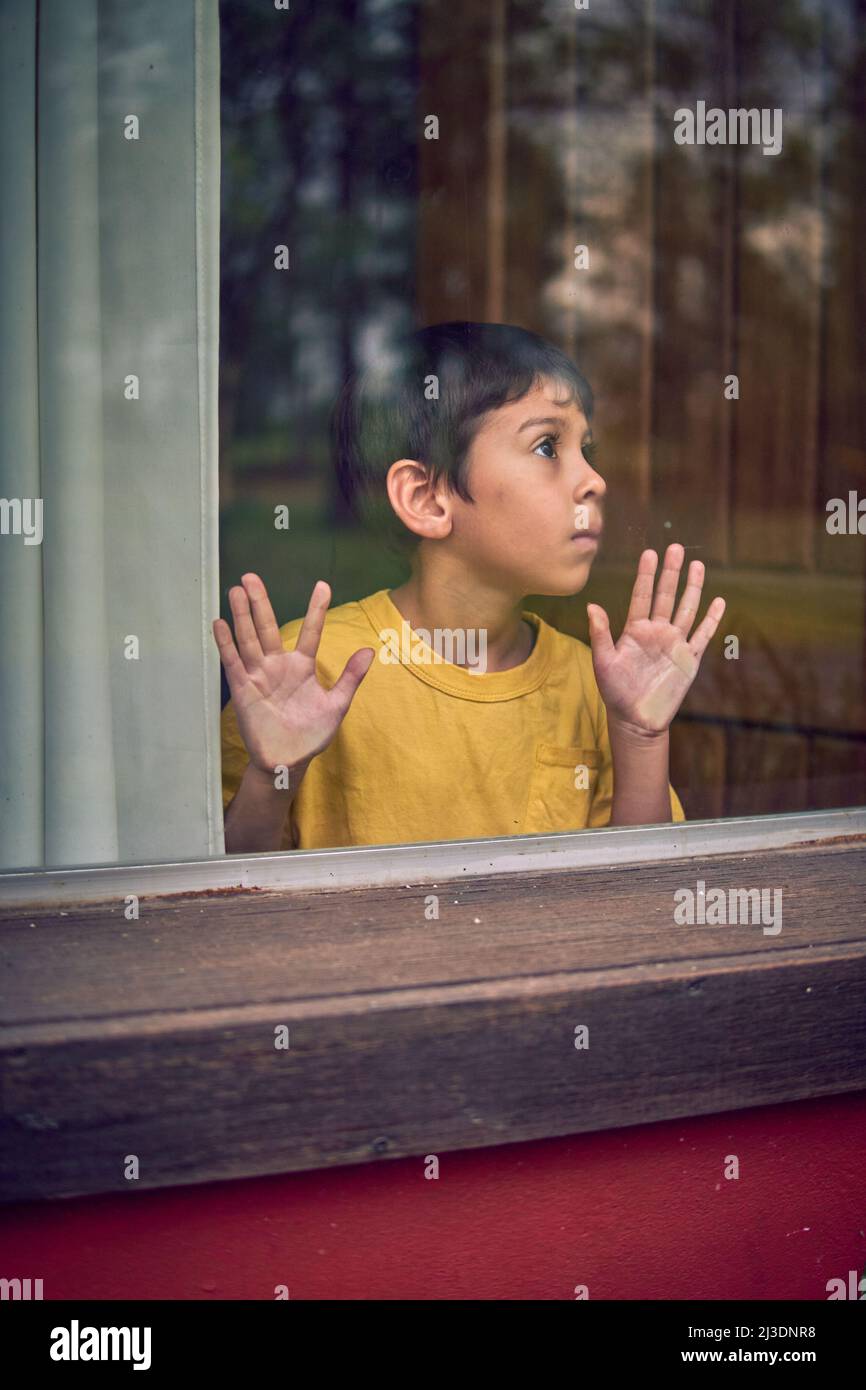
[328,646,376,715]
[688,597,726,660]
[227,584,265,668]
[294,580,332,660]
[212,617,251,698]
[650,543,686,623]
[625,549,659,623]
[671,559,706,636]
[586,603,616,662]
[241,573,284,656]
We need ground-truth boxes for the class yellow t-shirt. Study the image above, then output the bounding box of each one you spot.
[220,586,685,850]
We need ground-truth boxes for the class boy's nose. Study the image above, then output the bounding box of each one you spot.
[576,470,606,499]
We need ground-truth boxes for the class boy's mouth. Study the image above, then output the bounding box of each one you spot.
[571,524,602,546]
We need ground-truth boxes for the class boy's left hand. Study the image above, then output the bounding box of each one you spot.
[586,543,725,736]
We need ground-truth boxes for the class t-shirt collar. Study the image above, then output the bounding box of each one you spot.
[357,588,554,702]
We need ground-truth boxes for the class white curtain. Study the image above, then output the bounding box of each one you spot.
[0,0,223,868]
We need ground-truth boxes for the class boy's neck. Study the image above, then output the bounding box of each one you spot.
[388,567,536,673]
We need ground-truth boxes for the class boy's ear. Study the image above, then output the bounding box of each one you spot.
[385,457,453,541]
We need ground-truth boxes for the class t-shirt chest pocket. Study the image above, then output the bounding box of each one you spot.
[521,744,602,835]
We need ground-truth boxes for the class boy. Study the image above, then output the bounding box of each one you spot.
[216,321,724,853]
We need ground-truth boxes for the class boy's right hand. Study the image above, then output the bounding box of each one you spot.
[213,575,375,779]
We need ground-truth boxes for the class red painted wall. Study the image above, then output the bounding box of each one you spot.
[3,1092,865,1300]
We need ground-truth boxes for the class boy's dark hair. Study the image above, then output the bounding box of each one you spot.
[330,320,594,554]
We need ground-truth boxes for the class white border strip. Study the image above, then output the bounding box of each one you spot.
[194,0,223,858]
[1,807,864,908]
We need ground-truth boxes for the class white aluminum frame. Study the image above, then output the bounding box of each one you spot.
[1,805,864,907]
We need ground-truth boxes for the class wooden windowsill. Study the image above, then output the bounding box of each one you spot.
[1,829,866,1202]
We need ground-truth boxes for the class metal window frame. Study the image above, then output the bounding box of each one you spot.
[1,805,865,907]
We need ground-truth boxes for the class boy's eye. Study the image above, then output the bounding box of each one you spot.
[533,434,599,465]
[533,433,559,459]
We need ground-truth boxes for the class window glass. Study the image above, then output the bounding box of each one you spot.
[217,0,866,852]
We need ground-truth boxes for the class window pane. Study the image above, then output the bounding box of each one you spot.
[215,0,866,850]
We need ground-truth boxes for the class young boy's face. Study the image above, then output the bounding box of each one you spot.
[449,375,606,598]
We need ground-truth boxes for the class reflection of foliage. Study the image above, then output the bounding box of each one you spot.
[505,0,866,586]
[506,0,828,325]
[219,0,866,529]
[219,0,419,514]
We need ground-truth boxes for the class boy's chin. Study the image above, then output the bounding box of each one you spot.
[529,567,593,599]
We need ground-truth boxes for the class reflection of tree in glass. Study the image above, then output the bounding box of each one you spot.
[219,0,418,519]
